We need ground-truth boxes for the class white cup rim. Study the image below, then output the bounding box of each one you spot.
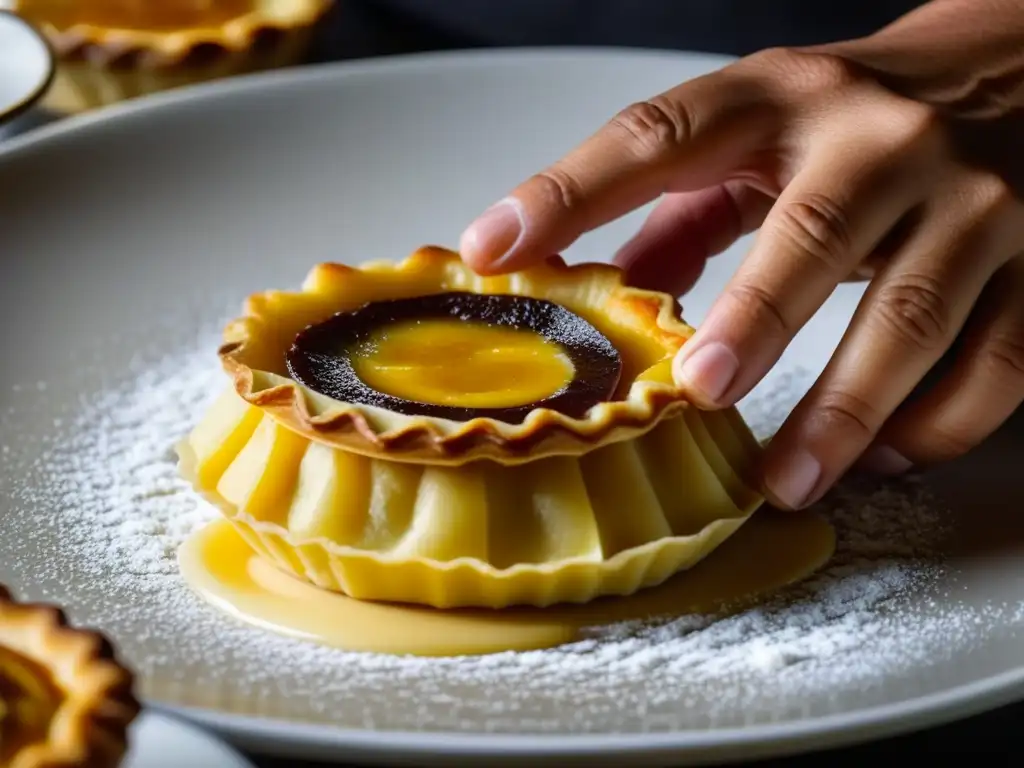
[0,10,56,125]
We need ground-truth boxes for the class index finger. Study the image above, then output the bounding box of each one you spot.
[459,68,773,274]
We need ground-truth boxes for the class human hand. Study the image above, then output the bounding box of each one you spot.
[458,1,1024,510]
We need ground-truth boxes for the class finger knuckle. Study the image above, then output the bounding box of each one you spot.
[725,282,792,337]
[532,165,586,214]
[976,80,1022,118]
[812,388,880,439]
[982,332,1024,381]
[927,424,981,460]
[949,75,1024,118]
[873,274,952,352]
[949,173,1020,253]
[969,172,1015,217]
[889,102,944,154]
[773,193,852,271]
[609,97,694,161]
[751,48,862,94]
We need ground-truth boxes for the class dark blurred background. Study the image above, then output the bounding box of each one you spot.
[312,0,925,61]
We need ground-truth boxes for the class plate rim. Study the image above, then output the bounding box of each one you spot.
[3,46,1022,761]
[128,711,255,768]
[154,667,1024,763]
[0,10,55,126]
[0,46,734,159]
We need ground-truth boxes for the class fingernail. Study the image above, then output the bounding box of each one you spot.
[460,197,525,269]
[859,445,913,476]
[765,449,822,509]
[673,341,739,403]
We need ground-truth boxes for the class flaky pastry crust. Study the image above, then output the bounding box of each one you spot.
[218,246,698,465]
[11,0,333,67]
[0,585,140,768]
[178,396,764,608]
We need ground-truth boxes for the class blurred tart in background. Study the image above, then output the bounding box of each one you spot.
[6,0,335,114]
[0,584,140,768]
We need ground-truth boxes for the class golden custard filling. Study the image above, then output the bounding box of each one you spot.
[17,0,255,31]
[285,291,623,424]
[351,318,575,410]
[0,647,61,762]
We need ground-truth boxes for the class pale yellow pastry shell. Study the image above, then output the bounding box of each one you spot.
[219,246,699,466]
[177,389,764,609]
[11,0,334,113]
[0,585,140,768]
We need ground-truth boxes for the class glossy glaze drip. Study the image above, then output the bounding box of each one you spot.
[179,512,835,657]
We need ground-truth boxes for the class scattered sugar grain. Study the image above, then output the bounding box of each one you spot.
[2,330,1021,733]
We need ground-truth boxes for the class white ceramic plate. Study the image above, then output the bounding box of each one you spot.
[0,10,53,123]
[124,713,255,768]
[1,50,1023,766]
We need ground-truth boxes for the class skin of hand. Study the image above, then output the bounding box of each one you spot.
[458,0,1024,511]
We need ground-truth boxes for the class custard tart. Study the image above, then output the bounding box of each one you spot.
[178,246,765,609]
[7,0,334,113]
[0,585,139,768]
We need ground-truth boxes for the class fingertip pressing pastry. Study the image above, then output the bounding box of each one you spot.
[8,0,334,113]
[0,585,140,768]
[178,246,766,609]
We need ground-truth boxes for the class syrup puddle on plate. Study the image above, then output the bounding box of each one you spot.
[179,511,835,657]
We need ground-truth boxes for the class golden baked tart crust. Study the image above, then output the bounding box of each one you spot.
[178,394,764,608]
[9,0,334,112]
[178,247,766,609]
[14,0,332,65]
[0,585,140,768]
[218,246,699,466]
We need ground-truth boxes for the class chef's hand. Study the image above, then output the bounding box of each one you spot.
[458,0,1024,510]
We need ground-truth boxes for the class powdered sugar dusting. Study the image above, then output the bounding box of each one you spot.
[0,324,1020,734]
